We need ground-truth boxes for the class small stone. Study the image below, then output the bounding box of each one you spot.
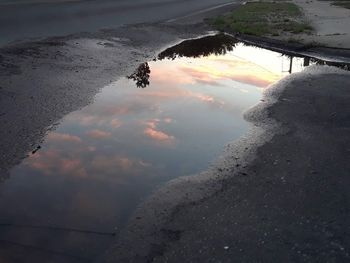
[224,246,229,250]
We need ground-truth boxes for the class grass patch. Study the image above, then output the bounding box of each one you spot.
[210,2,313,37]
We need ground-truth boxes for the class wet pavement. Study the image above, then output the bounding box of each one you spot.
[0,34,348,262]
[0,36,303,262]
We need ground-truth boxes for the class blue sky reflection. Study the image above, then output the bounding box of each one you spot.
[0,44,302,261]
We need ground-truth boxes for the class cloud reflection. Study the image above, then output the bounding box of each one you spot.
[46,132,82,143]
[143,119,175,144]
[91,156,133,172]
[21,38,278,182]
[3,36,310,259]
[24,41,277,181]
[178,56,280,88]
[86,129,112,139]
[29,150,87,177]
[110,119,122,128]
[28,148,152,180]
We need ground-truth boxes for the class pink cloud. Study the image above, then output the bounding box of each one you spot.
[79,116,98,126]
[91,156,133,172]
[139,160,152,167]
[143,119,175,143]
[144,128,174,141]
[110,119,122,128]
[179,67,223,86]
[61,159,87,177]
[230,75,273,88]
[28,150,86,177]
[87,146,96,152]
[62,159,80,171]
[192,93,215,103]
[86,129,112,139]
[163,118,173,123]
[46,132,82,143]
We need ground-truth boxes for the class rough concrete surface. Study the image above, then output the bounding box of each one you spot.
[292,0,350,48]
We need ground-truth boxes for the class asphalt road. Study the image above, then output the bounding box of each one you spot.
[0,0,233,45]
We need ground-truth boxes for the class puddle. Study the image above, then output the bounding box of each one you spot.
[0,34,347,262]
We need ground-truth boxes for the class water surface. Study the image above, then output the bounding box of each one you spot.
[0,37,308,262]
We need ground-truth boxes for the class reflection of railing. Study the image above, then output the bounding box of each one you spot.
[282,55,349,74]
[282,56,296,74]
[313,58,350,70]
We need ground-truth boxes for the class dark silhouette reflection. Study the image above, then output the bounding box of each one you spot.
[157,33,238,60]
[312,58,350,70]
[127,62,150,88]
[304,57,310,67]
[282,55,296,74]
[283,55,350,74]
[127,34,350,88]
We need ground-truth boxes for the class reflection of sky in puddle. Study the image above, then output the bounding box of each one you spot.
[0,44,305,262]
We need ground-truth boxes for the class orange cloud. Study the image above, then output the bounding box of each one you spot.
[86,129,112,139]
